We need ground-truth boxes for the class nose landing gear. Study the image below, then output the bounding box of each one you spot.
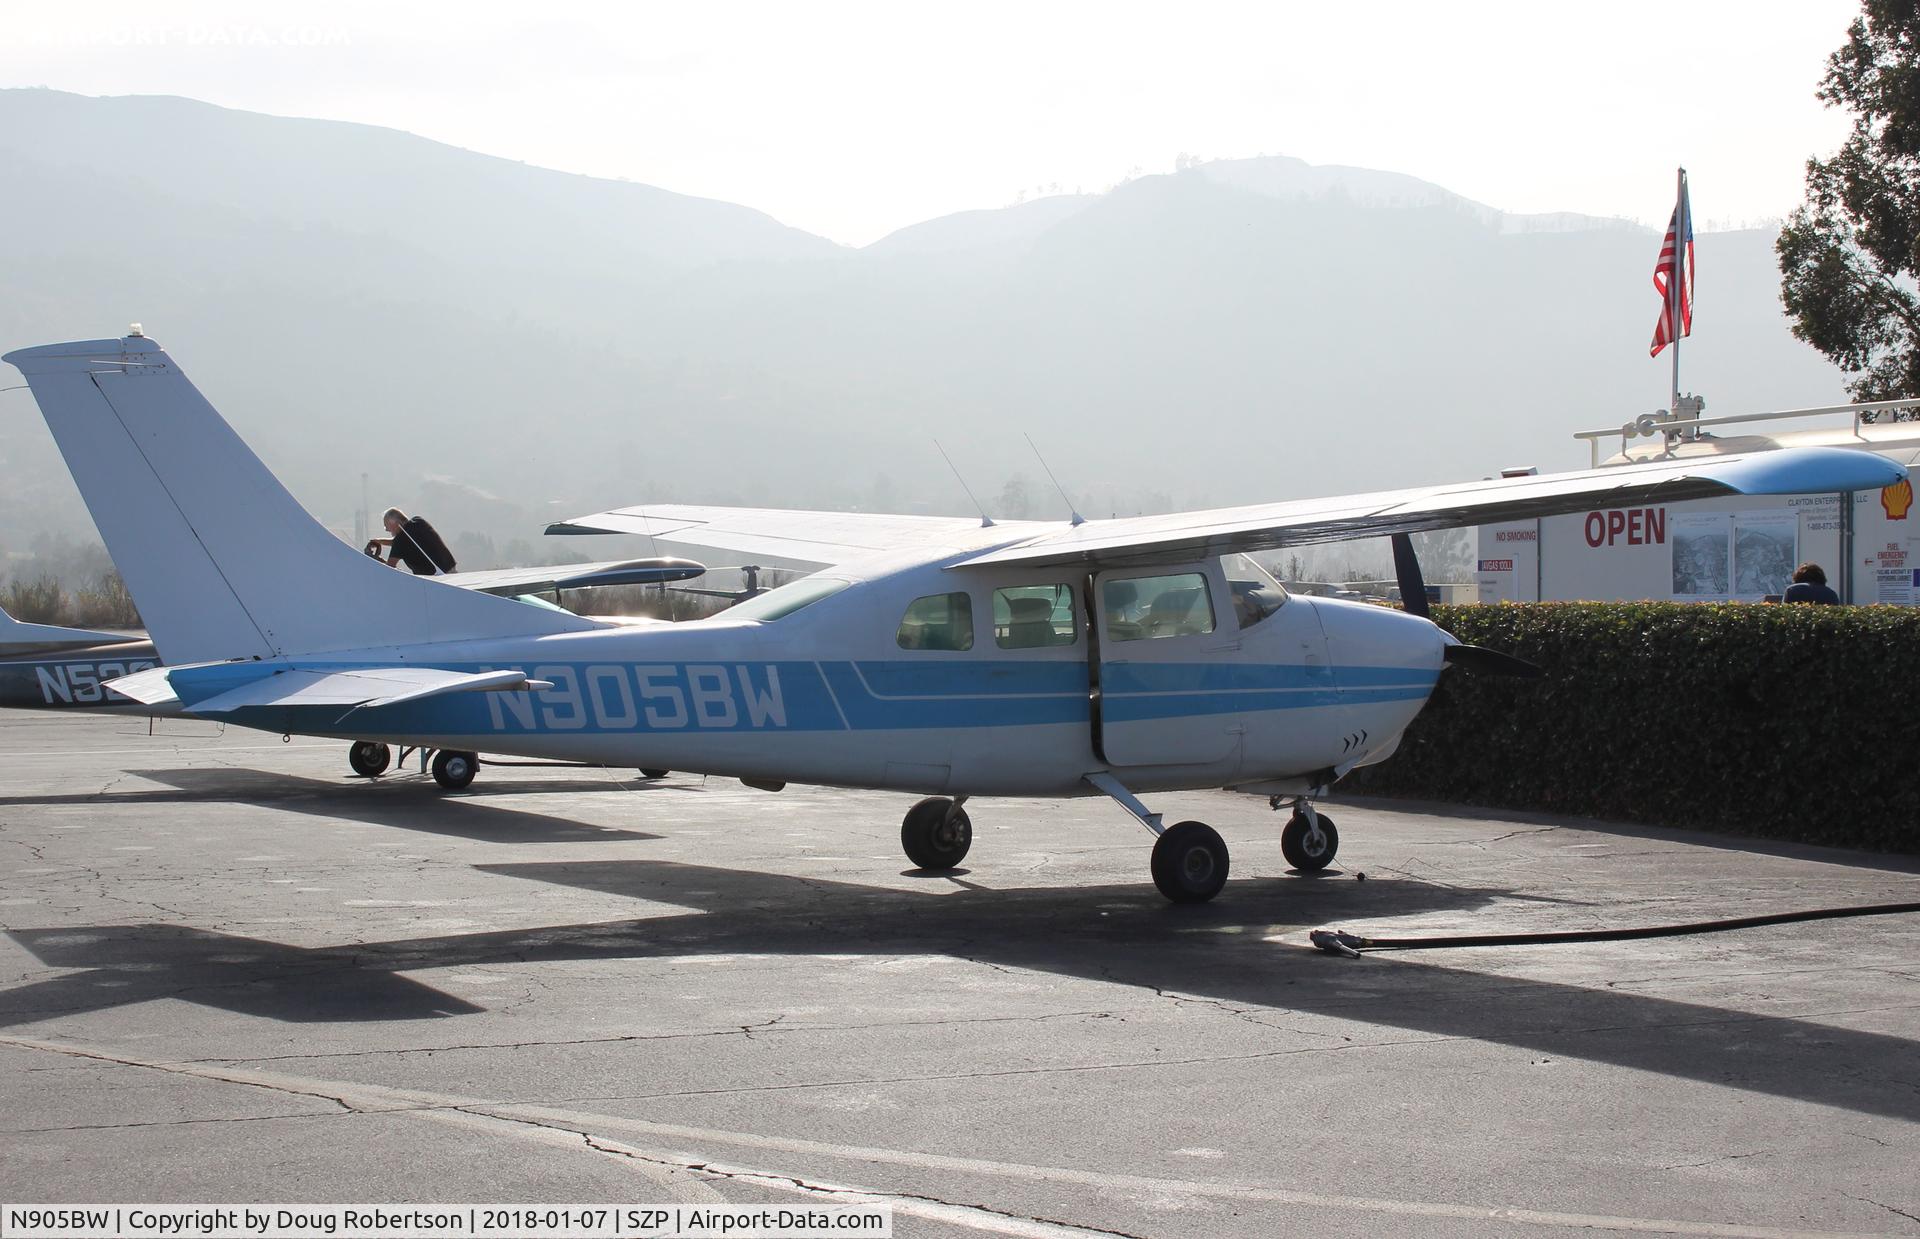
[1276,799,1339,871]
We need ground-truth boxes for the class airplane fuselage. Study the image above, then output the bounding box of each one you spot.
[160,547,1447,798]
[0,640,161,712]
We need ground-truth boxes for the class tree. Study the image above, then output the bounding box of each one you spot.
[996,474,1038,520]
[1778,1,1920,413]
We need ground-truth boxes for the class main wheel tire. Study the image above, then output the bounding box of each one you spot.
[901,796,972,870]
[1151,821,1230,903]
[348,741,392,779]
[1281,812,1339,871]
[431,749,479,791]
[640,768,670,780]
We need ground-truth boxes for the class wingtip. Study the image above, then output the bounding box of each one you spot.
[1708,445,1907,496]
[3,335,163,370]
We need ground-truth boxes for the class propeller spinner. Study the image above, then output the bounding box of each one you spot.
[1390,533,1543,678]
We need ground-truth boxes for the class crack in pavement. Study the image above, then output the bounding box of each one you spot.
[178,1009,1117,1066]
[0,1028,1898,1238]
[6,1108,352,1135]
[558,1127,1146,1238]
[1654,1149,1776,1172]
[1845,1194,1920,1228]
[1481,827,1565,845]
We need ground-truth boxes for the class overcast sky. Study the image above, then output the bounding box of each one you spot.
[0,0,1864,246]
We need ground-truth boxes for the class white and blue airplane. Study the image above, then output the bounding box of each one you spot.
[6,333,1903,902]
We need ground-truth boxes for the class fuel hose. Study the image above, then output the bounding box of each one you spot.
[1309,900,1920,958]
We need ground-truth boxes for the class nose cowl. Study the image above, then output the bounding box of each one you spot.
[1314,595,1449,677]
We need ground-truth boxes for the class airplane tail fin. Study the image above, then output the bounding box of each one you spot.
[3,334,598,663]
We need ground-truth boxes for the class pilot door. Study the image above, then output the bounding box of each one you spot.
[1090,564,1244,768]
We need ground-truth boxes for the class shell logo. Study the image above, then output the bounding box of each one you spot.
[1883,479,1914,521]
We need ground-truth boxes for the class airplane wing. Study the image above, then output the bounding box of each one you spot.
[106,664,551,715]
[547,505,1048,571]
[435,557,705,596]
[952,446,1906,570]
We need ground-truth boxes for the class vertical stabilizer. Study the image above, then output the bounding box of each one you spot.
[3,335,597,662]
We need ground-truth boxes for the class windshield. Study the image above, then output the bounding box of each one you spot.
[723,576,852,622]
[1222,553,1288,628]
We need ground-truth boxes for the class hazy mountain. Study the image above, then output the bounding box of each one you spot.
[1195,155,1630,235]
[0,88,1845,570]
[867,194,1096,256]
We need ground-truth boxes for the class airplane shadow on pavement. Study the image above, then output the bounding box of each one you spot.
[5,853,1917,1123]
[0,766,663,845]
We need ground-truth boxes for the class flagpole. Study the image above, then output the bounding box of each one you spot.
[1670,166,1683,419]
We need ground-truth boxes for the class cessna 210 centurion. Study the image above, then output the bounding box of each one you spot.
[6,333,1902,902]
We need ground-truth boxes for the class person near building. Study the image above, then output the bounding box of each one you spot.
[1781,562,1840,605]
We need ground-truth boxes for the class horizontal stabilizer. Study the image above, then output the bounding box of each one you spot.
[103,665,178,706]
[115,665,553,717]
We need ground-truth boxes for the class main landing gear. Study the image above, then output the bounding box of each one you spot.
[345,742,479,790]
[1084,772,1231,903]
[347,741,391,779]
[901,795,972,870]
[348,745,668,791]
[430,749,479,791]
[1149,820,1231,903]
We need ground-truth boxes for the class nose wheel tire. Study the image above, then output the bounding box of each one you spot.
[431,750,479,791]
[901,796,972,870]
[640,768,670,780]
[1151,821,1230,903]
[1281,811,1339,871]
[348,741,392,779]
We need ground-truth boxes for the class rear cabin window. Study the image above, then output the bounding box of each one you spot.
[1103,572,1216,642]
[993,584,1077,648]
[896,591,974,651]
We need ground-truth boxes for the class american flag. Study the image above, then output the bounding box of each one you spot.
[1650,172,1694,357]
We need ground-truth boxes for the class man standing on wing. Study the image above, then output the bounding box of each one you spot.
[364,507,457,575]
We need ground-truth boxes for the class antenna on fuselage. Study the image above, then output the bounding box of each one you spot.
[1024,433,1085,527]
[934,439,994,527]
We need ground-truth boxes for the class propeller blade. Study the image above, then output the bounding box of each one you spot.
[1443,643,1544,678]
[1390,532,1430,619]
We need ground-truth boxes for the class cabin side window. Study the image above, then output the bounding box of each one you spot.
[993,584,1077,648]
[1102,572,1216,642]
[896,591,975,651]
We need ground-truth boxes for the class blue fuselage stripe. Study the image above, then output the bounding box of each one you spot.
[169,659,1437,736]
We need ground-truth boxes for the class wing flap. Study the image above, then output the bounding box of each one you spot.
[955,446,1906,569]
[438,557,706,597]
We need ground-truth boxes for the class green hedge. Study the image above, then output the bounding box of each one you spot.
[1341,603,1920,852]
